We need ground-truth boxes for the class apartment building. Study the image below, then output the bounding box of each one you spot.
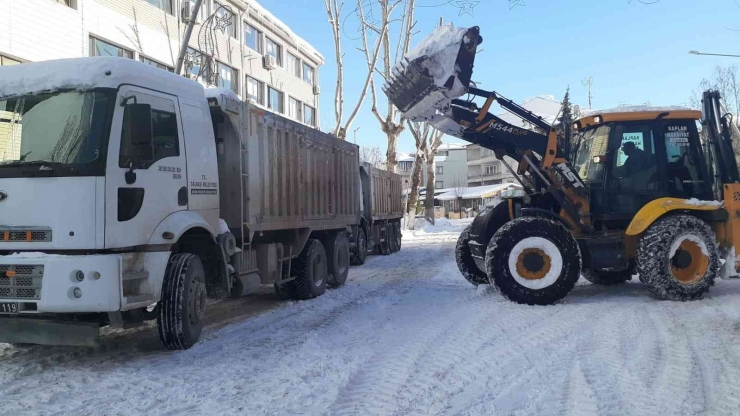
[0,0,323,128]
[396,143,468,192]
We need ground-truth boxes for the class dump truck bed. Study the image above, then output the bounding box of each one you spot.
[362,163,404,222]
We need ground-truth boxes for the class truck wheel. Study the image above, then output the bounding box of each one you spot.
[293,239,328,299]
[326,232,350,287]
[394,222,402,252]
[637,214,719,301]
[582,269,632,285]
[485,217,581,305]
[379,223,392,255]
[388,223,399,253]
[456,224,488,286]
[157,253,207,350]
[351,227,367,266]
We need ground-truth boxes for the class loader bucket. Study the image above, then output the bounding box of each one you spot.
[383,25,481,121]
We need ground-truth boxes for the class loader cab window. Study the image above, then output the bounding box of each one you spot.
[611,125,658,191]
[663,121,708,199]
[572,125,610,184]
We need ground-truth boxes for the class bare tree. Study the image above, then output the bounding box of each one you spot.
[451,180,466,217]
[690,65,740,155]
[324,0,397,140]
[404,121,431,229]
[354,0,417,170]
[359,145,385,168]
[422,130,443,224]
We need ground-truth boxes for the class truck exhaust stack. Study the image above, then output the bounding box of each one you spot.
[383,25,481,121]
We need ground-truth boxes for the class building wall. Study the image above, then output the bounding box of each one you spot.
[433,148,467,189]
[0,0,322,128]
[466,144,518,186]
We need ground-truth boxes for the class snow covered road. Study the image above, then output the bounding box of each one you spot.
[3,220,740,415]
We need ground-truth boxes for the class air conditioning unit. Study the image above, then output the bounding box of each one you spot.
[181,1,191,23]
[313,84,320,95]
[262,54,276,70]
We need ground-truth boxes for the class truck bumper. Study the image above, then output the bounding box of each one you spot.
[0,318,99,347]
[0,253,123,313]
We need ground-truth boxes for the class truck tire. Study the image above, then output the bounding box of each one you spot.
[485,217,581,305]
[582,269,632,285]
[157,253,207,350]
[351,227,367,266]
[293,239,328,299]
[394,222,402,252]
[456,224,488,286]
[388,223,400,253]
[637,214,719,301]
[379,222,392,255]
[326,232,350,287]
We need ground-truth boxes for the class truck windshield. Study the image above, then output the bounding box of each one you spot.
[0,90,113,177]
[572,125,611,184]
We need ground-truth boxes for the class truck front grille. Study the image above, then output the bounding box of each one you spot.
[0,227,52,242]
[0,265,43,300]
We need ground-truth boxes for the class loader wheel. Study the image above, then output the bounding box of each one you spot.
[456,224,488,286]
[293,239,328,300]
[157,253,207,350]
[351,227,367,266]
[637,214,719,301]
[582,269,633,286]
[485,217,581,305]
[379,223,392,255]
[326,231,350,288]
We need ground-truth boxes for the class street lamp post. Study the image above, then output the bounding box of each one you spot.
[689,50,740,58]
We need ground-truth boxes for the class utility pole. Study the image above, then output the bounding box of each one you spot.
[353,127,361,145]
[175,0,205,75]
[582,76,593,110]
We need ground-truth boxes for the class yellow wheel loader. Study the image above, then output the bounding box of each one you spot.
[383,25,740,305]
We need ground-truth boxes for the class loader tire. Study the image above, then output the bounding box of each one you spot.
[379,223,392,255]
[582,269,632,286]
[637,214,719,301]
[351,227,367,266]
[326,231,350,288]
[157,253,207,350]
[486,217,581,305]
[456,224,488,286]
[293,239,328,300]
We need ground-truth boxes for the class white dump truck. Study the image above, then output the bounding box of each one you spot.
[0,57,401,350]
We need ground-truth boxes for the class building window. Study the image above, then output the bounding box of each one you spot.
[400,161,410,172]
[214,2,236,38]
[288,97,302,121]
[246,76,264,105]
[302,62,314,85]
[265,38,282,66]
[188,0,206,22]
[287,53,301,78]
[303,104,315,127]
[217,62,238,94]
[184,47,203,78]
[144,0,172,14]
[436,165,443,174]
[244,23,262,52]
[485,165,494,175]
[89,36,133,59]
[435,181,443,189]
[54,0,76,8]
[140,56,173,72]
[267,87,284,113]
[0,55,21,66]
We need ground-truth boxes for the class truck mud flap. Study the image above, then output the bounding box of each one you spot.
[0,318,99,347]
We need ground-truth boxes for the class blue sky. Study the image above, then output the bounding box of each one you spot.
[258,0,740,154]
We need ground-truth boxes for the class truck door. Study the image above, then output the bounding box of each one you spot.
[105,87,188,248]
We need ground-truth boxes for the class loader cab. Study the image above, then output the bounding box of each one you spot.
[572,109,712,226]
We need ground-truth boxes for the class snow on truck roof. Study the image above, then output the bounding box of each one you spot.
[0,57,205,100]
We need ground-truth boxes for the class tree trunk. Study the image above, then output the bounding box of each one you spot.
[386,130,400,172]
[425,157,435,225]
[405,153,424,229]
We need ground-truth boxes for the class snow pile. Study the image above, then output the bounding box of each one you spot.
[0,57,203,99]
[683,198,723,207]
[414,217,453,230]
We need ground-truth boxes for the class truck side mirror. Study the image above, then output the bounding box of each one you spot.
[123,103,154,166]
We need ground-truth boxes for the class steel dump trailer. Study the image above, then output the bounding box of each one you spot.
[209,93,360,299]
[351,162,404,264]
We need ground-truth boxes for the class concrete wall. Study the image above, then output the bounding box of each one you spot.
[0,0,321,128]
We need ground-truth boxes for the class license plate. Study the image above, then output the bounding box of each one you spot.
[0,302,19,314]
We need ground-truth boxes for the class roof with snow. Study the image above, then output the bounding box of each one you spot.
[243,0,325,65]
[0,57,204,100]
[436,183,521,201]
[497,95,562,128]
[437,143,466,150]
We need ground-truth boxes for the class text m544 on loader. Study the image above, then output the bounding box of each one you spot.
[384,24,740,305]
